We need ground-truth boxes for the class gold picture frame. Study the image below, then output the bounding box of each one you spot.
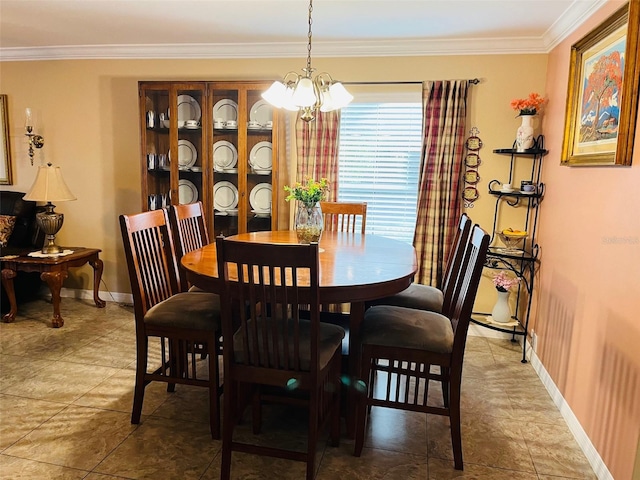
[561,2,640,166]
[0,94,13,184]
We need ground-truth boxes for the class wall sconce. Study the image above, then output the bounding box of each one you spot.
[25,108,44,166]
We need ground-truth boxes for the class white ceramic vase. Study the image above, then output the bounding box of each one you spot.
[491,290,512,323]
[516,114,535,152]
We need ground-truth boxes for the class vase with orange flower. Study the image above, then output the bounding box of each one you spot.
[510,93,546,152]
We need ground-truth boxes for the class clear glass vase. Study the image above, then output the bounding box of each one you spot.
[295,201,323,244]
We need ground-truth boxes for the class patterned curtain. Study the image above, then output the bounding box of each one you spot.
[414,80,469,286]
[295,110,340,200]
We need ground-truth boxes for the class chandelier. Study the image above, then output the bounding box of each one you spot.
[261,0,353,122]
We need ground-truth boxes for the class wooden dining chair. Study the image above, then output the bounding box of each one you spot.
[169,201,211,292]
[368,213,472,316]
[354,224,489,470]
[119,209,223,439]
[320,201,367,234]
[215,236,344,480]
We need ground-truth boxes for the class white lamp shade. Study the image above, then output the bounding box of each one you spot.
[262,81,288,108]
[24,165,77,202]
[328,82,354,109]
[291,78,317,107]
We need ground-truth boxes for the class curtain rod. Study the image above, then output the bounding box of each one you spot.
[344,78,479,85]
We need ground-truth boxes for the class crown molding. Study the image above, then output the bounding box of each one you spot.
[543,0,608,51]
[0,0,606,62]
[0,36,551,61]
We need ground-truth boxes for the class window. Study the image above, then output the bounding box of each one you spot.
[338,100,422,244]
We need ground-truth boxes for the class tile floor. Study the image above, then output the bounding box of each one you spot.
[0,298,597,479]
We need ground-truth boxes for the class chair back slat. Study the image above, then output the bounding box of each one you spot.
[119,209,181,318]
[448,224,489,354]
[216,237,320,375]
[169,202,210,291]
[320,201,367,234]
[441,213,472,315]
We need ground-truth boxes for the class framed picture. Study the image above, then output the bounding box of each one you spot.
[561,2,640,166]
[0,94,13,184]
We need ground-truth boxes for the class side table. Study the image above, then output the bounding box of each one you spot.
[1,247,106,327]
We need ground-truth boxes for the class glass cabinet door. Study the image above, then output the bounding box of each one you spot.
[140,80,278,239]
[140,82,207,212]
[140,83,171,211]
[210,82,278,237]
[174,84,207,209]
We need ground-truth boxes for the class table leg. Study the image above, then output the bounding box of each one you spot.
[41,271,68,328]
[1,268,18,323]
[346,301,365,438]
[89,258,106,308]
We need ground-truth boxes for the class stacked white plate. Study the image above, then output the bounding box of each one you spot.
[249,141,272,174]
[178,179,198,205]
[213,141,238,171]
[213,99,238,123]
[214,181,239,212]
[177,95,201,124]
[250,99,273,125]
[168,140,197,169]
[249,183,272,214]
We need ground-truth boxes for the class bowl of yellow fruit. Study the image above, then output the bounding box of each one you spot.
[497,228,527,251]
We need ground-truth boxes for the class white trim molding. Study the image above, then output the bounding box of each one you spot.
[528,345,614,480]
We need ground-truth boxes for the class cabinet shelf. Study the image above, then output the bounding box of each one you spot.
[471,136,546,362]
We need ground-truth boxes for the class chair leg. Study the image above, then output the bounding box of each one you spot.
[131,336,148,424]
[441,366,450,407]
[330,354,341,447]
[354,349,371,457]
[166,338,177,393]
[252,386,262,434]
[449,378,463,470]
[306,390,319,480]
[220,378,237,480]
[208,348,221,440]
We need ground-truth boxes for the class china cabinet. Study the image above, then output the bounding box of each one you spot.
[139,81,280,238]
[470,135,547,362]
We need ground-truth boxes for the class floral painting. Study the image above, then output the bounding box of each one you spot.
[576,34,625,146]
[561,3,639,166]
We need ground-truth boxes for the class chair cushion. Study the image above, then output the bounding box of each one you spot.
[233,318,345,371]
[144,292,221,331]
[368,283,444,313]
[361,305,453,354]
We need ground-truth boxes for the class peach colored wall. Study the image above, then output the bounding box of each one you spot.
[0,54,547,305]
[537,1,640,478]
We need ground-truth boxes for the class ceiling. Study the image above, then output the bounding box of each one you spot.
[0,0,607,61]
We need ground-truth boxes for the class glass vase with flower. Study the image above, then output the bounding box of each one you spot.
[284,177,329,244]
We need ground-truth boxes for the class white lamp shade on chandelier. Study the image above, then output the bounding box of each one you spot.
[261,0,353,121]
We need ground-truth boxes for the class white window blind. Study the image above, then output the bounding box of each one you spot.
[338,102,422,244]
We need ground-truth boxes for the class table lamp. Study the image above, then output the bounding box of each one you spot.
[23,163,77,254]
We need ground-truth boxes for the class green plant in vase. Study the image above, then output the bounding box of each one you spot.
[285,177,329,243]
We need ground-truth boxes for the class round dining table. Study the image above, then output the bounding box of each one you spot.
[180,230,417,435]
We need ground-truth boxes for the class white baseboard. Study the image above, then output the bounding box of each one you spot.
[528,346,613,480]
[468,323,513,339]
[53,287,133,306]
